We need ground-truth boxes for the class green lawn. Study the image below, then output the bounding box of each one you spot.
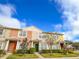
[7,54,38,59]
[41,53,79,58]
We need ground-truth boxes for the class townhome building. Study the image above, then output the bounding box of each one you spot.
[0,25,64,52]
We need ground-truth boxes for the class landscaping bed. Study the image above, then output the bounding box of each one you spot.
[40,49,79,58]
[7,54,39,59]
[41,52,79,58]
[7,48,38,59]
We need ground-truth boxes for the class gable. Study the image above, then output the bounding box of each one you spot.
[24,26,42,32]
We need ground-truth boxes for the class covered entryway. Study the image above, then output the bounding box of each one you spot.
[31,39,40,52]
[8,41,17,52]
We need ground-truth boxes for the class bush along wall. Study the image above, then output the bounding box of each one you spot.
[41,49,74,54]
[29,48,36,54]
[13,49,30,54]
[13,48,36,54]
[0,50,6,57]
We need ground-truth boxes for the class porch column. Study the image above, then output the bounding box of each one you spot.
[39,42,42,51]
[31,41,33,47]
[47,44,49,49]
[5,40,9,51]
[0,41,4,50]
[16,40,21,50]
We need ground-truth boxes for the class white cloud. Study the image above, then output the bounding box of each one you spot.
[0,4,26,28]
[55,0,79,41]
[0,4,15,17]
[0,15,20,28]
[21,22,27,28]
[52,24,62,32]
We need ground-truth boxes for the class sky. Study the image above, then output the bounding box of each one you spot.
[0,0,79,42]
[0,0,62,31]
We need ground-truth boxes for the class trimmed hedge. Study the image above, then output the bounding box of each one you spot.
[14,48,36,54]
[15,49,30,54]
[41,49,62,53]
[41,49,74,54]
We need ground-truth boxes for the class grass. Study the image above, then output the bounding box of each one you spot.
[7,54,38,59]
[41,52,79,58]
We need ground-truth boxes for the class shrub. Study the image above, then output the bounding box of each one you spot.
[0,50,6,54]
[14,49,26,54]
[41,49,63,53]
[14,49,30,54]
[41,49,74,54]
[0,50,4,54]
[41,50,50,53]
[0,50,6,57]
[52,50,63,53]
[29,48,36,54]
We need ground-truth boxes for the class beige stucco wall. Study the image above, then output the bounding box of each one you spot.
[24,26,42,41]
[3,29,11,39]
[32,31,41,40]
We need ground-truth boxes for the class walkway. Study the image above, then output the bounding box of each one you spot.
[0,53,12,59]
[34,52,44,58]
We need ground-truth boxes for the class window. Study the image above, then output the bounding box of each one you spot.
[0,29,3,35]
[39,34,47,39]
[19,31,26,36]
[22,31,26,36]
[53,35,58,40]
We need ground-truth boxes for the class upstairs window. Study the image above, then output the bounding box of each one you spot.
[39,34,48,39]
[19,31,26,36]
[53,35,58,40]
[22,31,26,36]
[0,29,3,35]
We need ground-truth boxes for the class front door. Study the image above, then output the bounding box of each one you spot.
[35,43,39,52]
[8,41,17,52]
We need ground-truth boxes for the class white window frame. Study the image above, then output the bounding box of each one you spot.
[19,31,27,36]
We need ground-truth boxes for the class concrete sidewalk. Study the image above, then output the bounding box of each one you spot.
[19,57,79,59]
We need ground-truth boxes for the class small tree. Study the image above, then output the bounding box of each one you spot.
[20,38,27,54]
[46,34,54,55]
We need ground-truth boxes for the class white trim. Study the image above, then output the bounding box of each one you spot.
[16,40,21,50]
[5,40,9,51]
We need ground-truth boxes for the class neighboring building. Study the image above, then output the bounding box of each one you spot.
[0,25,64,52]
[39,32,64,50]
[0,25,24,52]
